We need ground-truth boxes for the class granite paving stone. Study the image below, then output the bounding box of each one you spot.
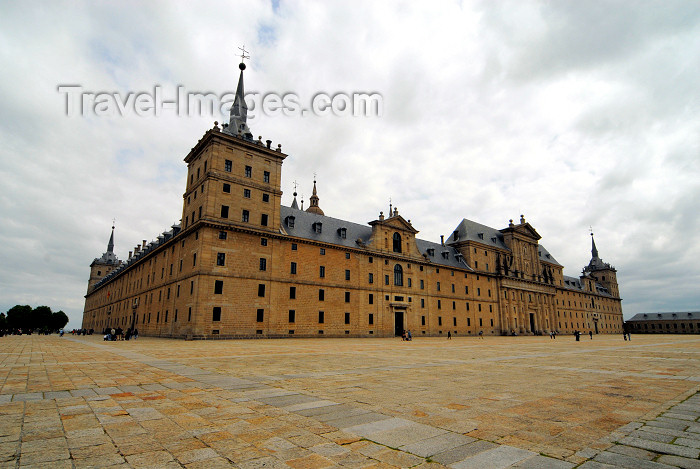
[2,334,700,468]
[399,431,476,457]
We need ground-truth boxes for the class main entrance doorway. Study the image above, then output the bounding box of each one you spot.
[529,313,536,333]
[394,311,404,337]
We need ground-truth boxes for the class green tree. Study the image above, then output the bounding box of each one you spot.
[0,312,6,330]
[32,306,53,331]
[6,305,32,330]
[50,311,69,331]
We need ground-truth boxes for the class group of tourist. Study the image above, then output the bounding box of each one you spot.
[103,327,138,341]
[401,330,412,341]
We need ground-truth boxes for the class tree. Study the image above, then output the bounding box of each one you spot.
[6,305,32,330]
[0,312,6,330]
[32,306,53,331]
[50,311,69,331]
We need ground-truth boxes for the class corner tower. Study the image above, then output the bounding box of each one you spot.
[87,225,120,293]
[181,56,287,235]
[583,233,619,297]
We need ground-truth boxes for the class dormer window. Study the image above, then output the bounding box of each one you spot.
[478,233,484,240]
[313,222,322,234]
[427,248,435,256]
[285,216,295,228]
[491,237,497,243]
[453,230,459,241]
[338,227,347,239]
[442,251,449,259]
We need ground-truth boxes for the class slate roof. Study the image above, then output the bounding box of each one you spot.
[627,311,700,322]
[279,205,470,270]
[93,223,182,290]
[448,218,562,266]
[562,275,613,297]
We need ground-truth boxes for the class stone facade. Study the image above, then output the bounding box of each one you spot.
[82,124,623,338]
[81,63,623,338]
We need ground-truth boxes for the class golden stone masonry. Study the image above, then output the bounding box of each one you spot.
[82,61,623,338]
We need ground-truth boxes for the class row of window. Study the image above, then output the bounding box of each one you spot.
[223,159,270,183]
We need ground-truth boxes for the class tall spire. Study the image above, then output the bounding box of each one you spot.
[306,178,324,215]
[107,224,115,253]
[591,232,599,259]
[225,45,253,139]
[291,181,299,210]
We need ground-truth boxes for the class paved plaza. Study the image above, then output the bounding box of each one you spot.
[0,334,699,468]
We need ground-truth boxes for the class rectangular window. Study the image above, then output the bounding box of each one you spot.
[190,281,194,295]
[345,292,350,303]
[421,298,425,308]
[344,312,350,324]
[245,165,252,178]
[290,286,296,299]
[224,159,232,172]
[420,279,424,290]
[261,214,268,226]
[291,262,297,274]
[256,309,264,322]
[453,317,457,326]
[259,258,266,271]
[291,243,297,250]
[368,273,374,284]
[214,280,223,294]
[438,316,442,326]
[385,275,389,285]
[320,248,325,255]
[438,300,441,309]
[261,238,268,246]
[258,284,265,297]
[479,318,483,327]
[220,206,229,218]
[477,287,481,296]
[216,252,225,266]
[263,171,270,183]
[193,253,197,266]
[242,210,249,222]
[219,231,227,240]
[408,278,412,288]
[451,284,455,293]
[437,282,441,291]
[223,183,231,193]
[212,307,221,322]
[262,193,269,202]
[369,313,374,325]
[188,307,192,321]
[244,189,251,198]
[318,311,324,323]
[319,289,325,301]
[319,266,325,278]
[289,310,295,323]
[422,315,426,326]
[345,270,350,281]
[468,318,472,327]
[369,294,374,305]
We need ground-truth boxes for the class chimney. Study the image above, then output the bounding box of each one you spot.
[128,251,132,259]
[142,240,147,249]
[440,235,444,246]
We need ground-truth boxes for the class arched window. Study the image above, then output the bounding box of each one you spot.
[393,232,402,253]
[394,264,403,286]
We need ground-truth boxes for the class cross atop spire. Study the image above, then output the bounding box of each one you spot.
[238,44,250,64]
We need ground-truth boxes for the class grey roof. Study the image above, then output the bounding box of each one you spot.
[449,218,561,266]
[91,227,119,266]
[93,222,181,290]
[628,311,700,322]
[562,275,612,296]
[279,205,470,270]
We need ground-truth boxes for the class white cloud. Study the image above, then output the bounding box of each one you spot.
[1,0,699,327]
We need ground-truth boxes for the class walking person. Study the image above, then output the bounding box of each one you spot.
[447,331,451,340]
[589,331,593,340]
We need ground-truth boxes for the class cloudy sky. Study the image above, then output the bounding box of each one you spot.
[1,1,699,328]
